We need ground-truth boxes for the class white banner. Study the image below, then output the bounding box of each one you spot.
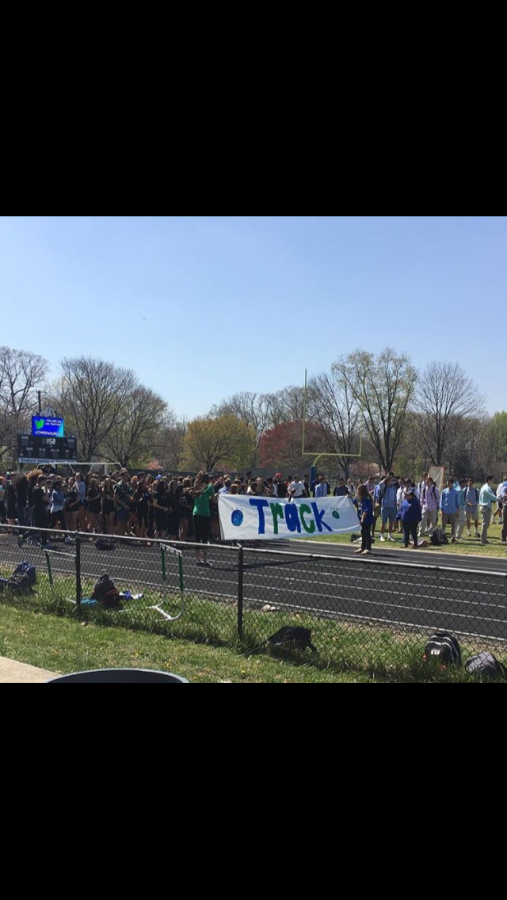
[219,493,359,541]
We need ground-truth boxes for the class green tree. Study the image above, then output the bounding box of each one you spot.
[484,412,507,467]
[183,415,256,472]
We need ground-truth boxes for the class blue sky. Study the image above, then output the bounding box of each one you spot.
[1,216,505,419]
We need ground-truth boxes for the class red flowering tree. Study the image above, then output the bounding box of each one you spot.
[259,421,327,470]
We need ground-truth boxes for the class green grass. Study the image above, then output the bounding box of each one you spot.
[1,569,505,682]
[0,602,495,683]
[308,521,507,559]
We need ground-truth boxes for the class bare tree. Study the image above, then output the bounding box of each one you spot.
[414,362,484,466]
[213,392,270,434]
[101,386,168,468]
[0,346,49,460]
[308,372,361,479]
[333,348,417,472]
[263,386,307,427]
[152,419,187,471]
[53,357,137,461]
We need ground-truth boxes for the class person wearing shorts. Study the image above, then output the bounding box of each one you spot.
[86,478,102,533]
[378,476,397,542]
[151,480,167,538]
[114,469,132,536]
[50,479,66,530]
[102,478,116,535]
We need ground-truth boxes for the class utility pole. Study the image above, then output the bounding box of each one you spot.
[38,391,42,413]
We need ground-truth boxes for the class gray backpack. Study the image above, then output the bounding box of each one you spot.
[465,652,507,680]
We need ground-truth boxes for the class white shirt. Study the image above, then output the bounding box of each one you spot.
[288,481,305,498]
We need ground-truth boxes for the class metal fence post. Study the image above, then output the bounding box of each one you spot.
[75,533,82,607]
[238,545,244,641]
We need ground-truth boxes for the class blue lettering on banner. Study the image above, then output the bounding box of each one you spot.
[311,502,333,533]
[249,498,270,534]
[284,503,302,533]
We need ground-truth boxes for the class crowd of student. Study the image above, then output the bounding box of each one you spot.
[0,467,506,561]
[350,471,507,555]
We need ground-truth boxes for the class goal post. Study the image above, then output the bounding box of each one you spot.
[301,369,364,468]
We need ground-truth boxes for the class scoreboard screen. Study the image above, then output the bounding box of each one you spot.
[18,434,78,464]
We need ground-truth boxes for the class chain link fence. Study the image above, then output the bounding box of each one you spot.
[1,523,507,674]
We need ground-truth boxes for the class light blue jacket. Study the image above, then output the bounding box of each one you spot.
[379,481,397,509]
[440,488,460,515]
[479,484,498,509]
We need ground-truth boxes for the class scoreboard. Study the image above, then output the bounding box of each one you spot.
[18,434,78,465]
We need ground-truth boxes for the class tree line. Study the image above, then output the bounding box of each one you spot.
[1,345,506,478]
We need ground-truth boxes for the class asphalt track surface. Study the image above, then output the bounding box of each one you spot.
[1,530,507,645]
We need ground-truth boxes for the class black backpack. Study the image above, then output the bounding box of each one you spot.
[423,632,461,666]
[465,652,507,680]
[431,528,448,547]
[91,573,121,608]
[6,573,35,595]
[13,562,37,584]
[95,539,116,551]
[267,626,317,653]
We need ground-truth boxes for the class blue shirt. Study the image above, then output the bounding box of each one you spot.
[440,488,460,515]
[400,497,422,523]
[315,482,328,498]
[358,496,374,525]
[51,489,65,512]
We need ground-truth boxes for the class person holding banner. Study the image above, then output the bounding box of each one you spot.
[356,484,374,555]
[314,475,329,498]
[288,476,308,501]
